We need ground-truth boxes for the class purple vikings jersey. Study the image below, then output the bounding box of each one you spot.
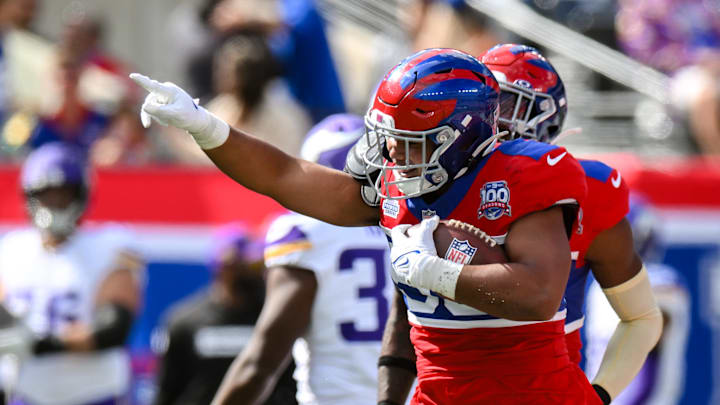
[264,213,393,405]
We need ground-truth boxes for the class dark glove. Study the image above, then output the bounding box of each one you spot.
[592,384,611,405]
[32,335,67,355]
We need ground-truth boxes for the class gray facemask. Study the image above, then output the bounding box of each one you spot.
[27,199,84,237]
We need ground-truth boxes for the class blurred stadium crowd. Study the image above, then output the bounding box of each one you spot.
[0,0,718,404]
[2,0,720,163]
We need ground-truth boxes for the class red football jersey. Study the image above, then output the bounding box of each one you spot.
[380,139,587,244]
[571,160,630,267]
[379,138,595,403]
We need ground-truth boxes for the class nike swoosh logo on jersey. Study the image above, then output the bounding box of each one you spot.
[611,173,622,188]
[546,151,567,166]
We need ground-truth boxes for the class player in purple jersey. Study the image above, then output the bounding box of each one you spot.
[0,143,143,405]
[480,44,663,404]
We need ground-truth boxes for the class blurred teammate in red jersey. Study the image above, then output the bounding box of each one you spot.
[131,48,601,404]
[481,44,663,405]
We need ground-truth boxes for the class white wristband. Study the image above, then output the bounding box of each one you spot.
[189,107,230,150]
[413,255,463,299]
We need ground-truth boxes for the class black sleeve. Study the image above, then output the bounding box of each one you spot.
[152,319,195,405]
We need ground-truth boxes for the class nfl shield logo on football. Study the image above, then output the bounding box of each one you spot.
[422,209,436,219]
[445,238,478,264]
[478,180,512,220]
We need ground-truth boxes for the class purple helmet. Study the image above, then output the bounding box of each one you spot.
[300,113,365,171]
[21,142,89,194]
[209,223,262,272]
[20,143,90,236]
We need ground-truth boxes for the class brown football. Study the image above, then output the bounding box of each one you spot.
[433,219,508,265]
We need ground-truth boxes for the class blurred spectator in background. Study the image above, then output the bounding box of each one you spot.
[669,56,720,157]
[166,31,310,163]
[168,0,345,123]
[585,195,691,405]
[0,0,54,154]
[616,0,720,74]
[206,32,309,157]
[153,224,297,405]
[2,5,149,165]
[55,12,149,166]
[0,142,144,405]
[0,0,36,31]
[616,0,720,157]
[25,51,111,152]
[212,114,393,405]
[409,0,503,56]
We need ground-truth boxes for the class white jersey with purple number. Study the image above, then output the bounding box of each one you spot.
[264,213,394,405]
[585,263,690,405]
[0,225,135,405]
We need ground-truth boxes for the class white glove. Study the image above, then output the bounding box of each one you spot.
[129,73,230,149]
[390,216,463,299]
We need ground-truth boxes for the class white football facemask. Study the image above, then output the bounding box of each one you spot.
[363,112,455,200]
[491,70,558,141]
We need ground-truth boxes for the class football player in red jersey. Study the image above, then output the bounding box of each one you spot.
[131,48,601,404]
[480,44,663,405]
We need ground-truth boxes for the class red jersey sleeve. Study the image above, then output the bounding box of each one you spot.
[579,161,630,236]
[504,146,588,230]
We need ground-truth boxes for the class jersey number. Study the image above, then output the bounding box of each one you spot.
[338,248,389,342]
[8,290,80,332]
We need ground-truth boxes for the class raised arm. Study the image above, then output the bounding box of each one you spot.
[130,74,377,227]
[205,128,377,226]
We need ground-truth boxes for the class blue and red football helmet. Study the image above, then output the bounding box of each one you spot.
[364,48,500,199]
[480,44,567,143]
[21,142,90,236]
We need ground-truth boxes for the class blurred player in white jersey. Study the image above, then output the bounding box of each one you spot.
[585,196,691,405]
[212,114,395,405]
[0,142,143,405]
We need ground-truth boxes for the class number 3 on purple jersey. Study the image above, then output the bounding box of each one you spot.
[337,248,389,342]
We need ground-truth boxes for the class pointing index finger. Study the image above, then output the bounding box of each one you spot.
[129,73,172,97]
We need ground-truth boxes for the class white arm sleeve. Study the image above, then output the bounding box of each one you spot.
[591,265,663,400]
